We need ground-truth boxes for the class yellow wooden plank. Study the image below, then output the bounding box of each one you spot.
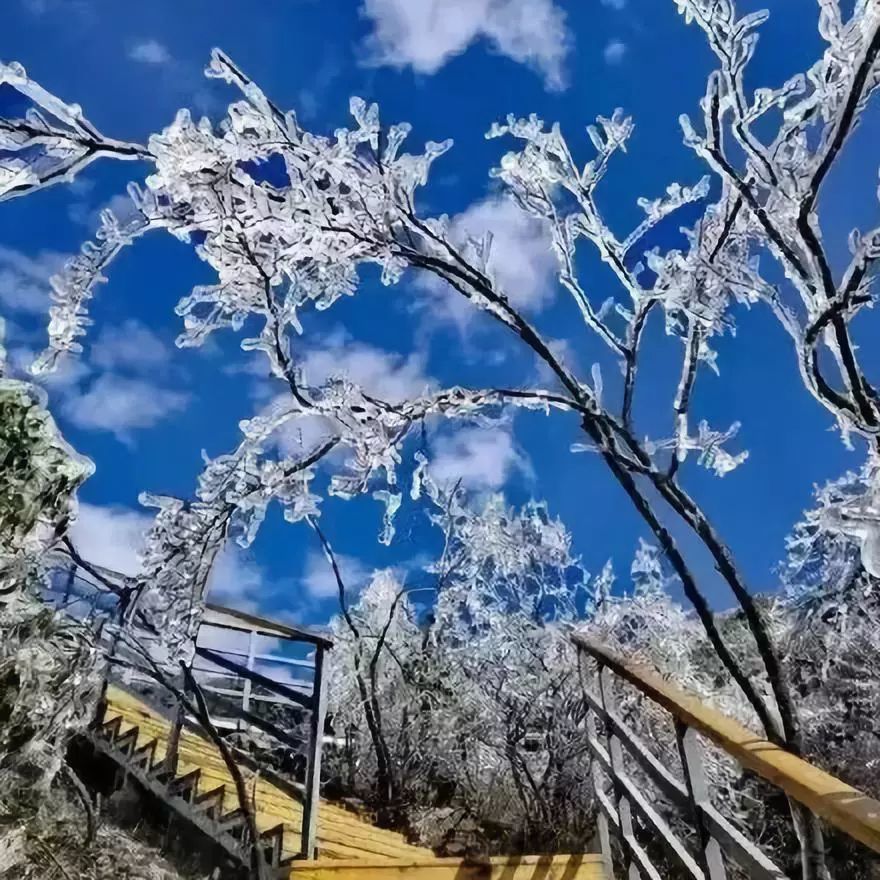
[103,688,604,876]
[103,686,434,862]
[573,635,880,855]
[266,823,425,862]
[286,855,606,880]
[315,826,425,857]
[315,843,427,862]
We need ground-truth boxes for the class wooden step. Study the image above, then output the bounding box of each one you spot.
[168,768,202,803]
[99,715,123,741]
[283,854,607,880]
[130,738,158,769]
[114,725,141,756]
[101,685,439,864]
[193,785,228,820]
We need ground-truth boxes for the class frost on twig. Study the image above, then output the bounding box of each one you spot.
[786,455,880,582]
[645,419,749,477]
[2,4,879,791]
[32,193,155,374]
[0,60,146,202]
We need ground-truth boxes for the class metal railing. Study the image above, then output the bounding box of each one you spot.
[44,563,332,861]
[41,564,123,623]
[572,634,880,880]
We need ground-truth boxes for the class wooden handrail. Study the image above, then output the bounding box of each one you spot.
[572,634,880,855]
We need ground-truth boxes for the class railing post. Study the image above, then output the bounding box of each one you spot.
[241,629,257,731]
[62,567,74,605]
[164,680,186,778]
[675,720,727,880]
[598,663,642,880]
[586,705,616,880]
[300,643,327,860]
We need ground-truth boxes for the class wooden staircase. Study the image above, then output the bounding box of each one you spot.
[90,683,605,880]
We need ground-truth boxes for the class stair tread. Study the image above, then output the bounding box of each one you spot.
[270,823,428,861]
[102,685,434,863]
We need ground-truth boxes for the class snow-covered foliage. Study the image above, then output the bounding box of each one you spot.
[0,593,102,792]
[0,376,93,593]
[324,478,880,873]
[326,488,598,851]
[0,328,103,861]
[785,458,880,590]
[2,10,880,870]
[0,316,92,595]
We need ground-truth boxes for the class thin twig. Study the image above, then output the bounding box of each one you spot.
[32,836,75,880]
[59,761,96,845]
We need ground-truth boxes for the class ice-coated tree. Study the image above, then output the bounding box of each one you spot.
[0,319,105,863]
[3,1,880,873]
[0,320,93,596]
[324,481,599,851]
[777,475,880,864]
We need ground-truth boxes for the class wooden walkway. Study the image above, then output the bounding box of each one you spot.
[99,684,604,879]
[572,635,880,879]
[97,645,880,880]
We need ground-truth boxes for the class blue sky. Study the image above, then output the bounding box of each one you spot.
[1,0,874,625]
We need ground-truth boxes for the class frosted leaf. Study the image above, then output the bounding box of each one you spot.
[645,420,748,476]
[374,489,401,546]
[349,96,380,150]
[590,363,603,406]
[383,122,412,164]
[410,451,429,501]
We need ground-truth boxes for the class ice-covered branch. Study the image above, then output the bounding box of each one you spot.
[32,193,157,374]
[676,1,880,442]
[0,61,147,202]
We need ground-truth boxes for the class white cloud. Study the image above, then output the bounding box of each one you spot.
[61,374,188,442]
[70,192,142,229]
[603,39,627,65]
[361,0,571,89]
[301,330,432,404]
[69,502,151,576]
[39,353,92,389]
[22,0,93,19]
[275,332,433,456]
[7,314,181,445]
[0,245,68,315]
[204,545,265,614]
[303,548,372,599]
[90,319,170,373]
[429,424,528,490]
[128,39,172,65]
[418,196,556,330]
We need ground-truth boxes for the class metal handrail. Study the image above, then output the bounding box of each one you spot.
[44,562,331,861]
[194,646,316,712]
[572,634,880,879]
